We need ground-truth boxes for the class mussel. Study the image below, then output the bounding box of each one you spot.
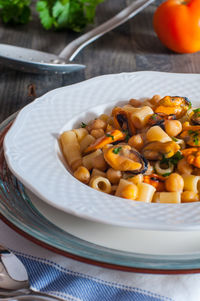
[148,112,176,129]
[191,109,200,125]
[103,144,148,174]
[142,141,180,160]
[154,96,191,118]
[112,107,136,136]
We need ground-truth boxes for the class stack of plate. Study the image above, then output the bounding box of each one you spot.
[2,71,200,273]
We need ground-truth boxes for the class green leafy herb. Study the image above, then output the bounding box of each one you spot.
[172,137,178,142]
[112,147,122,154]
[162,172,172,177]
[123,129,130,143]
[36,0,104,31]
[151,114,157,121]
[193,108,200,113]
[188,130,199,145]
[160,151,183,166]
[106,133,114,140]
[0,0,31,24]
[81,122,87,128]
[188,101,192,110]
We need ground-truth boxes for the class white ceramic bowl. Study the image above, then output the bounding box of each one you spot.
[4,71,200,230]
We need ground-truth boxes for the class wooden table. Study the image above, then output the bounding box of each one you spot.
[0,0,199,123]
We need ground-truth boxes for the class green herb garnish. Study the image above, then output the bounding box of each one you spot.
[160,151,183,166]
[188,130,199,145]
[81,122,87,128]
[112,147,122,154]
[193,108,200,113]
[172,137,178,142]
[123,130,130,143]
[188,101,192,110]
[162,172,172,177]
[106,133,114,140]
[151,114,157,121]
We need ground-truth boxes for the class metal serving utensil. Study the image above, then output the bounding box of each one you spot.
[0,246,65,301]
[0,0,154,74]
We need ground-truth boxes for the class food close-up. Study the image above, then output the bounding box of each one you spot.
[3,0,200,300]
[60,94,200,204]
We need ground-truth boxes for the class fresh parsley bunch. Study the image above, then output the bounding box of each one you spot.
[36,0,104,32]
[0,0,31,24]
[0,0,104,31]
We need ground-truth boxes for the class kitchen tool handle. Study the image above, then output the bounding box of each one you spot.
[58,0,154,61]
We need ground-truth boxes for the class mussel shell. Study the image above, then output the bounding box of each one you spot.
[129,148,148,175]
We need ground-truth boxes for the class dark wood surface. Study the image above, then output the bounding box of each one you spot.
[0,0,200,123]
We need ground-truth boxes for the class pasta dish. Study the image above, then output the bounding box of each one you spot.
[60,95,200,204]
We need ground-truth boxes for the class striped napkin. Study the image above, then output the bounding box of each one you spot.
[1,219,200,301]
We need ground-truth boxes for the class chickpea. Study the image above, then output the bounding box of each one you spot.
[92,154,108,171]
[107,117,114,126]
[164,120,182,137]
[129,98,141,107]
[181,191,199,203]
[90,129,105,139]
[99,114,109,122]
[74,166,90,184]
[91,118,107,130]
[106,168,122,184]
[121,183,138,200]
[128,134,144,151]
[165,173,184,192]
[149,94,161,105]
[128,174,143,185]
[177,158,193,175]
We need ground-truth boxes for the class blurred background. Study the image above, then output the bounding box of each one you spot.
[0,0,199,122]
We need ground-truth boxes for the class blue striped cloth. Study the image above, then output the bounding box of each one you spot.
[4,219,198,301]
[14,251,172,301]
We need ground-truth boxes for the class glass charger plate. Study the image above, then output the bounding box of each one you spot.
[2,115,200,273]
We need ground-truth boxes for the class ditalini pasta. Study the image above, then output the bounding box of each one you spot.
[60,95,200,203]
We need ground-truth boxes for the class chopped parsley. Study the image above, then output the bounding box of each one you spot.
[162,172,172,177]
[151,114,157,120]
[193,108,200,113]
[123,129,130,142]
[188,101,192,110]
[112,147,122,154]
[106,133,114,140]
[160,151,183,166]
[81,122,87,128]
[188,130,199,145]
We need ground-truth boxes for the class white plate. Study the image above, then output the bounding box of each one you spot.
[4,71,200,231]
[28,188,200,256]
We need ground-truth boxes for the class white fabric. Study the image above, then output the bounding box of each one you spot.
[1,219,200,301]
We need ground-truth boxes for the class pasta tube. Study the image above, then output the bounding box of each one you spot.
[60,131,82,171]
[146,126,172,143]
[115,179,138,200]
[182,175,200,193]
[80,134,95,153]
[73,128,88,142]
[82,149,102,170]
[89,176,111,194]
[159,192,181,204]
[136,183,156,203]
[130,106,154,129]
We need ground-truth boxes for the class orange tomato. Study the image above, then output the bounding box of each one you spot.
[153,0,200,53]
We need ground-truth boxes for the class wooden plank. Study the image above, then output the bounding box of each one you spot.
[0,0,200,122]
